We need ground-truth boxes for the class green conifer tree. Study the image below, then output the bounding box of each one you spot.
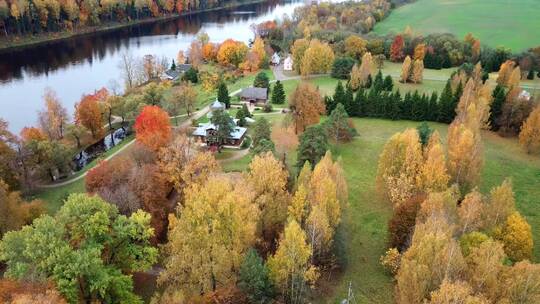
[271,80,286,104]
[217,82,231,108]
[437,80,455,123]
[489,84,506,131]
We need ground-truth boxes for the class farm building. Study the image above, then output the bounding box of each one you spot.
[239,87,268,105]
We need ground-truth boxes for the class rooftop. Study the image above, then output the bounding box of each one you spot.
[240,87,268,100]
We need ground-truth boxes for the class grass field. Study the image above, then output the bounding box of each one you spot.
[309,118,540,303]
[373,0,540,51]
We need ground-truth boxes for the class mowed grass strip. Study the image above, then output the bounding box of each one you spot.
[373,0,540,52]
[313,118,540,303]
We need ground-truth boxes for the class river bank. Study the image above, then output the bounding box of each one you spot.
[0,0,267,53]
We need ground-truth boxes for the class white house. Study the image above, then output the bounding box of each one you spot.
[283,55,293,71]
[271,52,281,65]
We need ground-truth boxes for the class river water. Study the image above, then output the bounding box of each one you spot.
[0,0,305,132]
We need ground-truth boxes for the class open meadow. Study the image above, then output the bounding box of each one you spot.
[374,0,540,51]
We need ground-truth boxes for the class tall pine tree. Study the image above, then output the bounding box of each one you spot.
[489,84,506,131]
[344,84,355,116]
[271,80,286,104]
[217,82,231,108]
[437,80,455,123]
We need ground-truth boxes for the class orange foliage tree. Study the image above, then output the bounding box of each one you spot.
[134,105,172,151]
[75,88,108,138]
[217,39,248,67]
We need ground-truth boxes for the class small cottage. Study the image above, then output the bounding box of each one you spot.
[161,64,192,81]
[239,87,268,105]
[271,53,281,65]
[283,55,293,71]
[192,122,247,146]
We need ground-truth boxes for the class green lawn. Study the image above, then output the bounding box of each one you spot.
[311,118,540,303]
[374,0,540,51]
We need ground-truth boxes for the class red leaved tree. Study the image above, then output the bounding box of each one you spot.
[134,105,172,151]
[390,35,405,62]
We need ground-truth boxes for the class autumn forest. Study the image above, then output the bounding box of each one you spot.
[0,0,540,303]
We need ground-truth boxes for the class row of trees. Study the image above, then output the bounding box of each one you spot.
[0,0,243,36]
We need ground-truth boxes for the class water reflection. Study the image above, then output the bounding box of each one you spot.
[0,0,304,132]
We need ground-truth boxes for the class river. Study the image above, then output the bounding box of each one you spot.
[0,0,305,132]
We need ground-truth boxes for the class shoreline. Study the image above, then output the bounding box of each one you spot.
[0,0,267,53]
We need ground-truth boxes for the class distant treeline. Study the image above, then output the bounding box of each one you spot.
[0,0,253,36]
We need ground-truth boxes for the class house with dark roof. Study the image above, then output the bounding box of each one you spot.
[192,122,247,146]
[239,87,268,105]
[161,64,192,81]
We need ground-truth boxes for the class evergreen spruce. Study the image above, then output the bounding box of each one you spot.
[254,72,271,90]
[354,88,366,117]
[401,91,413,120]
[389,90,402,120]
[217,82,231,108]
[333,82,346,106]
[383,75,394,91]
[427,92,439,121]
[437,80,455,123]
[239,249,275,303]
[344,84,355,116]
[324,96,337,114]
[296,125,329,169]
[171,59,176,71]
[365,74,373,88]
[490,84,506,131]
[324,103,357,142]
[373,70,384,92]
[366,88,378,117]
[271,80,286,104]
[410,91,423,121]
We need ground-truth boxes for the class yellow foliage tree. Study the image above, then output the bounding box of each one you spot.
[413,43,426,61]
[358,52,373,87]
[349,63,362,91]
[344,35,367,59]
[400,55,412,83]
[216,39,248,67]
[465,239,505,302]
[519,106,540,154]
[419,131,449,193]
[376,128,424,207]
[291,38,310,73]
[499,212,533,262]
[484,179,516,228]
[245,152,290,244]
[301,39,334,76]
[410,59,424,84]
[289,184,309,225]
[447,118,483,195]
[457,190,484,234]
[158,176,258,297]
[267,220,318,304]
[497,60,516,87]
[428,279,489,304]
[396,215,465,304]
[499,260,540,303]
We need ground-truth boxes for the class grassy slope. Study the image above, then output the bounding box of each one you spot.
[373,0,540,52]
[313,118,540,303]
